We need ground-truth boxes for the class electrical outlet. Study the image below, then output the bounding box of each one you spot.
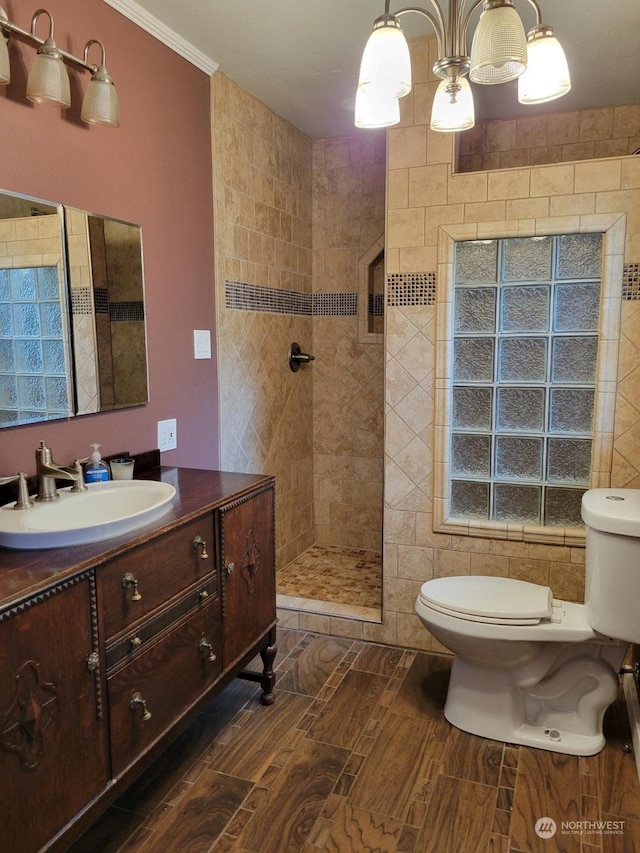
[157,418,177,452]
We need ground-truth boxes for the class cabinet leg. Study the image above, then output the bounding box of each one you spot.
[259,633,277,705]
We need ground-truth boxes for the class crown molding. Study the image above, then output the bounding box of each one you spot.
[102,0,219,75]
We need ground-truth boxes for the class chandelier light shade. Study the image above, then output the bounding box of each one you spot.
[430,77,475,132]
[357,15,412,99]
[355,0,571,133]
[469,1,527,85]
[0,5,120,126]
[518,26,571,104]
[355,84,400,128]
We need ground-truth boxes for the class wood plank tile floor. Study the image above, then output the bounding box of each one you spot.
[70,630,640,853]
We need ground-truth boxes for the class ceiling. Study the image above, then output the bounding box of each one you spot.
[112,0,640,139]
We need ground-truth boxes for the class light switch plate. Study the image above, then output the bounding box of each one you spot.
[157,418,177,452]
[194,329,211,359]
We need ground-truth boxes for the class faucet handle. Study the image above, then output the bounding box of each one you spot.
[0,473,33,510]
[69,459,88,493]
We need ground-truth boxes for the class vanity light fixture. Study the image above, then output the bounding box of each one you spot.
[355,0,570,133]
[0,6,120,127]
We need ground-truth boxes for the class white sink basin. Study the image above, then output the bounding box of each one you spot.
[0,480,176,549]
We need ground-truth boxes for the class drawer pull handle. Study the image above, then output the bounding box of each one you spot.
[199,637,217,662]
[122,572,142,601]
[86,651,99,673]
[225,562,235,576]
[130,692,152,721]
[130,636,142,649]
[199,589,209,601]
[192,535,209,559]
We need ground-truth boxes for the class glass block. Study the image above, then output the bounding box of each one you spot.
[551,337,597,383]
[556,233,603,280]
[499,337,547,382]
[495,436,542,480]
[451,480,489,520]
[453,338,495,382]
[39,301,63,338]
[455,240,498,284]
[452,433,491,477]
[37,267,60,299]
[0,270,9,300]
[17,375,45,409]
[0,409,18,425]
[0,340,14,372]
[9,268,36,300]
[15,340,43,374]
[549,388,594,433]
[497,387,545,432]
[0,304,11,337]
[547,438,592,484]
[494,483,541,524]
[19,410,47,424]
[554,284,600,332]
[502,236,552,281]
[454,288,496,333]
[0,375,17,407]
[42,340,67,374]
[500,285,550,332]
[544,487,585,527]
[45,376,69,411]
[12,302,40,337]
[453,387,492,430]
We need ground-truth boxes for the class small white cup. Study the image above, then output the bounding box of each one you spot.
[110,457,135,480]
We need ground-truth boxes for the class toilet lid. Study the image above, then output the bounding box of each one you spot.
[419,576,553,625]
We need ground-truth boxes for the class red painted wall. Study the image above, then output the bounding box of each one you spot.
[0,0,219,473]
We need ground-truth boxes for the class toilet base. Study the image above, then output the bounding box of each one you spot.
[444,645,624,756]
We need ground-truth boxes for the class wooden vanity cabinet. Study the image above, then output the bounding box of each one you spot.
[0,575,108,853]
[0,469,276,852]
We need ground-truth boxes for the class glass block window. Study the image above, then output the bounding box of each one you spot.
[0,267,71,425]
[450,234,602,527]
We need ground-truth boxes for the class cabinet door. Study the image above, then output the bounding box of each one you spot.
[219,485,275,666]
[0,577,108,852]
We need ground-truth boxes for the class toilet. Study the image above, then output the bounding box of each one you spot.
[414,489,640,756]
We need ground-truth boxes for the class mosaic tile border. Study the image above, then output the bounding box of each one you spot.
[623,263,640,300]
[109,301,145,322]
[225,281,360,317]
[70,287,92,315]
[387,272,437,306]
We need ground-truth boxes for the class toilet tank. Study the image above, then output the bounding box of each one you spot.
[582,489,640,645]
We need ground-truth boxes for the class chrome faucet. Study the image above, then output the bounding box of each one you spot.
[35,440,87,502]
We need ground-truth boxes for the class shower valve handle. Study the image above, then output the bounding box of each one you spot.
[289,342,315,372]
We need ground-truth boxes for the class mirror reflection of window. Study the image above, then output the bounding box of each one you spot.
[0,206,72,428]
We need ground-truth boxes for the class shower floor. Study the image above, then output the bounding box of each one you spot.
[276,544,382,622]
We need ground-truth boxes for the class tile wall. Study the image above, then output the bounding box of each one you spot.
[459,104,640,173]
[374,35,640,653]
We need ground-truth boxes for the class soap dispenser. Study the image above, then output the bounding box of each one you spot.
[84,444,110,483]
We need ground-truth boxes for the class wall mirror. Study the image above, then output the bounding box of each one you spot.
[0,189,148,429]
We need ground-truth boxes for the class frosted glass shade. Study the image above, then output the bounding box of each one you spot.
[81,69,120,127]
[26,43,70,108]
[470,2,527,85]
[430,77,475,133]
[354,84,400,128]
[518,33,571,104]
[0,34,9,85]
[357,18,411,99]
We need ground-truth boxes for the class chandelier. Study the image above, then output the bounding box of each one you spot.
[355,0,571,132]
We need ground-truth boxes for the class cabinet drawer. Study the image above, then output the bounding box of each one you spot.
[100,516,215,638]
[108,600,221,777]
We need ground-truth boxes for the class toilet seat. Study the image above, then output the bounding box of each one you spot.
[419,576,554,625]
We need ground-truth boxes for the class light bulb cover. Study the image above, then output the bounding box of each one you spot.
[430,77,475,132]
[358,15,411,99]
[518,27,571,104]
[470,1,527,85]
[354,83,400,129]
[26,38,70,107]
[81,66,120,127]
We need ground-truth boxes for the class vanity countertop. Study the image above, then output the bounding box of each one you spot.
[0,467,274,612]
